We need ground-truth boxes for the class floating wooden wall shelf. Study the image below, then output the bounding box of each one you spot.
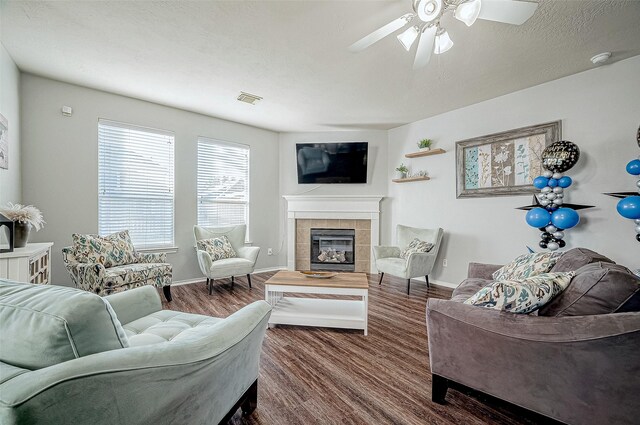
[392,176,430,183]
[405,148,446,158]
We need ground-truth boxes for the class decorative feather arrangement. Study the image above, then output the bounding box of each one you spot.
[0,203,45,231]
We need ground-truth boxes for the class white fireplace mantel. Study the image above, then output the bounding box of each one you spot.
[284,195,383,273]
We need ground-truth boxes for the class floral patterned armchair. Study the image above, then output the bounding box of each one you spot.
[62,231,172,301]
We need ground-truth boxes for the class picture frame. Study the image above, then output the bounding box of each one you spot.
[0,113,7,170]
[456,121,561,198]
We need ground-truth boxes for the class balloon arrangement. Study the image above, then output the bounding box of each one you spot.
[525,141,581,251]
[615,127,640,242]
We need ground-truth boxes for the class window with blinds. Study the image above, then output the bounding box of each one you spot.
[197,138,250,235]
[98,120,175,249]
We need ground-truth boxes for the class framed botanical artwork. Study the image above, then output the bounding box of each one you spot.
[0,113,7,170]
[456,121,561,198]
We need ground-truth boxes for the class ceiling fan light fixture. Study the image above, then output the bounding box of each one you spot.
[397,26,420,51]
[455,0,482,27]
[417,0,443,22]
[434,28,453,54]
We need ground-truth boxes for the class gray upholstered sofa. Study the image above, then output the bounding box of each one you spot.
[0,280,271,424]
[426,248,640,425]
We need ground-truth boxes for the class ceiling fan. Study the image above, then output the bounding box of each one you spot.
[349,0,538,69]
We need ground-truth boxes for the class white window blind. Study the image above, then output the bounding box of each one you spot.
[197,138,250,234]
[98,120,175,249]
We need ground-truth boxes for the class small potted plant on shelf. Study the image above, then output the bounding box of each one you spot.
[395,163,409,179]
[418,138,433,151]
[0,203,45,248]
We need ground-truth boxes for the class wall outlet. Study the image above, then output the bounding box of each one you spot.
[442,259,448,267]
[267,248,273,256]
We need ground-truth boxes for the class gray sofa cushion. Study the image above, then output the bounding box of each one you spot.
[451,278,493,303]
[0,280,129,370]
[550,247,614,273]
[539,262,640,317]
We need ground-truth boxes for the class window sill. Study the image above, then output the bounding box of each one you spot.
[138,246,179,254]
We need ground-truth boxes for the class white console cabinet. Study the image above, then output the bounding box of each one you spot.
[0,242,54,284]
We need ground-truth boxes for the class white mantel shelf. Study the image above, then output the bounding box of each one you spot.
[284,195,384,273]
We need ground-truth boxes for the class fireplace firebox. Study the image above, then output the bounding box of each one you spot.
[310,229,355,272]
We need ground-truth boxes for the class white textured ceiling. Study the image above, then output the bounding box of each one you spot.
[2,0,640,132]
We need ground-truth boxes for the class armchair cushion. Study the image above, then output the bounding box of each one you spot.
[197,236,237,261]
[540,262,640,317]
[105,263,172,288]
[464,272,575,314]
[492,251,562,281]
[123,310,222,347]
[0,280,129,370]
[72,230,136,268]
[400,238,434,259]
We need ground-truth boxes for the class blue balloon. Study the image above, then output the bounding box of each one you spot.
[626,159,640,176]
[558,176,573,188]
[617,196,640,220]
[533,176,549,189]
[526,208,552,228]
[547,178,558,188]
[551,208,580,229]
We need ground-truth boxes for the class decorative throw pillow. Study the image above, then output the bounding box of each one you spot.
[400,238,434,259]
[73,230,136,268]
[492,251,563,281]
[197,236,237,261]
[464,271,575,314]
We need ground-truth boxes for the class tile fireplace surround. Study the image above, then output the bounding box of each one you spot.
[284,195,383,274]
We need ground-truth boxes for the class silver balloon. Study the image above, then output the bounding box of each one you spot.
[636,219,640,225]
[546,225,558,233]
[546,192,557,200]
[552,172,563,179]
[636,179,640,190]
[553,187,564,194]
[553,198,564,205]
[542,187,552,194]
[636,225,640,234]
[540,199,551,206]
[553,231,565,239]
[543,170,553,178]
[557,193,564,198]
[547,242,559,251]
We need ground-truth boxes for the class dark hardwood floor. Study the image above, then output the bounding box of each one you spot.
[161,272,559,425]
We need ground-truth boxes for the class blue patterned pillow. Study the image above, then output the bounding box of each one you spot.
[400,238,434,259]
[73,230,136,268]
[492,251,563,281]
[464,272,575,314]
[197,236,237,261]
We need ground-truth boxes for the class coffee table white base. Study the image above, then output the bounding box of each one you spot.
[265,284,368,335]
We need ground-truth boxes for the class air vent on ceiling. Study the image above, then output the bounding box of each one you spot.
[237,92,263,105]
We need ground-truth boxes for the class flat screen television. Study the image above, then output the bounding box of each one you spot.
[296,142,368,184]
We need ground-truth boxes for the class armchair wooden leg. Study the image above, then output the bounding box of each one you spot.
[231,276,234,288]
[241,379,258,416]
[208,278,214,295]
[407,279,411,295]
[425,275,430,288]
[247,274,252,289]
[378,272,384,285]
[432,374,449,404]
[162,285,172,302]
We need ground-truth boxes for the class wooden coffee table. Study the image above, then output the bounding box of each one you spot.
[264,271,369,335]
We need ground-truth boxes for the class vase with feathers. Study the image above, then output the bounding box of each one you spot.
[0,203,45,248]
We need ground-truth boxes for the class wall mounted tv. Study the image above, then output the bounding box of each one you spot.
[296,142,368,184]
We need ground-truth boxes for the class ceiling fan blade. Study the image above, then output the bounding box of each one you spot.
[349,14,414,52]
[478,0,538,25]
[413,26,437,69]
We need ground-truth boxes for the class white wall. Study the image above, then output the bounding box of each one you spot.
[20,74,282,285]
[0,43,20,205]
[277,130,391,265]
[388,55,640,285]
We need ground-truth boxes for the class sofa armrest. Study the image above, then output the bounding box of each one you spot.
[135,252,167,263]
[373,246,401,260]
[105,286,162,325]
[196,249,213,275]
[426,298,640,424]
[236,246,260,266]
[467,262,502,280]
[67,263,106,293]
[406,252,437,278]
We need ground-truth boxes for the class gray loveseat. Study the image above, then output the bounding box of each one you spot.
[0,280,271,424]
[426,248,640,425]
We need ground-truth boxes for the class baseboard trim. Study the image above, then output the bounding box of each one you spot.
[413,276,458,289]
[172,266,287,287]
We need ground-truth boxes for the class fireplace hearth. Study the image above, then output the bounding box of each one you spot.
[310,228,355,272]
